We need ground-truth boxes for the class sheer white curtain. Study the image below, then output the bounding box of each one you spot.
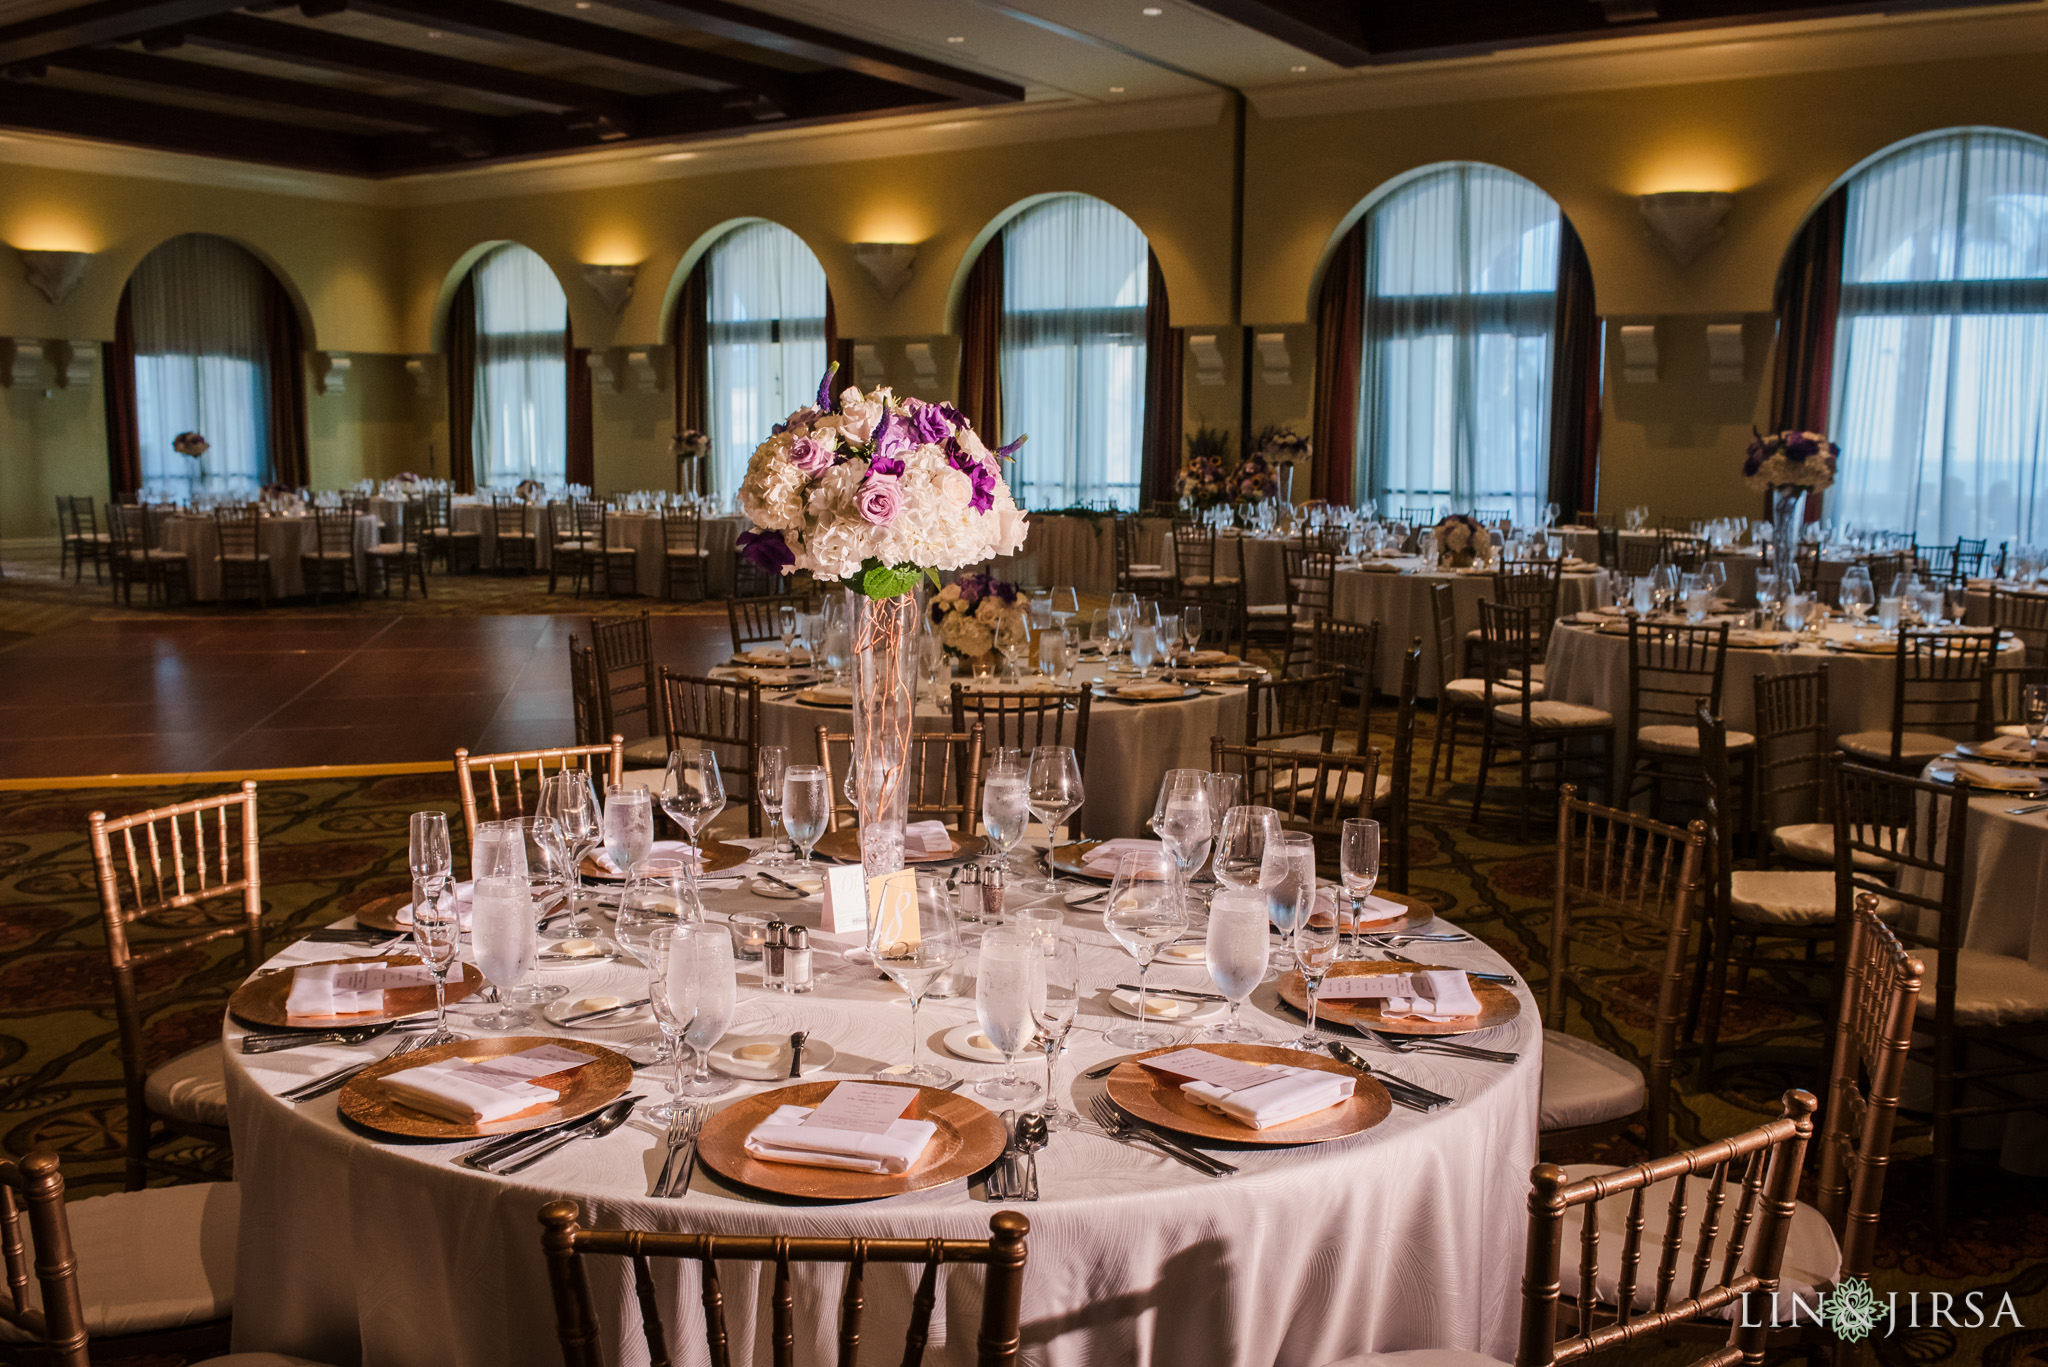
[130,234,270,498]
[1000,195,1149,509]
[706,221,828,500]
[1355,164,1560,523]
[1831,130,2048,544]
[473,244,568,490]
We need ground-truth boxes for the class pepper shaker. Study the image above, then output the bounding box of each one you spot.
[784,926,813,994]
[762,919,787,990]
[980,863,1006,924]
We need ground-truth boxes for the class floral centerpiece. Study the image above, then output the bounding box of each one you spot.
[672,428,710,495]
[1744,429,1839,591]
[1254,425,1311,507]
[514,478,545,502]
[930,571,1019,662]
[1232,449,1277,508]
[1433,512,1486,568]
[1176,426,1232,510]
[173,431,208,485]
[738,366,1029,875]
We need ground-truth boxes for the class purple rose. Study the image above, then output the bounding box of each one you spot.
[787,435,832,474]
[871,412,916,471]
[856,476,901,526]
[934,402,969,432]
[908,401,952,446]
[946,449,996,512]
[736,527,795,574]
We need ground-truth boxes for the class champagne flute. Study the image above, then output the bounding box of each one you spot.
[1089,608,1113,661]
[1107,592,1137,671]
[981,761,1032,876]
[409,811,451,887]
[1180,603,1204,658]
[1265,830,1317,973]
[468,874,537,1029]
[660,749,725,856]
[869,872,960,1086]
[1032,933,1082,1127]
[776,603,797,657]
[1292,905,1342,1049]
[2026,683,2048,759]
[410,876,467,1047]
[1339,818,1381,960]
[997,611,1033,684]
[675,926,737,1097]
[644,924,698,1123]
[1026,746,1084,894]
[756,745,789,865]
[974,929,1043,1102]
[1103,849,1186,1049]
[783,766,830,870]
[1196,887,1269,1043]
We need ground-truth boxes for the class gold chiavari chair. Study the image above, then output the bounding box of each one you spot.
[1309,614,1381,753]
[1621,620,1744,819]
[1244,669,1341,751]
[567,634,603,746]
[1836,628,2006,772]
[1491,559,1564,659]
[87,781,262,1188]
[453,739,625,851]
[1272,544,1339,672]
[1113,513,1173,595]
[368,498,430,599]
[661,503,711,601]
[658,670,763,838]
[591,503,639,597]
[1161,587,1247,660]
[492,494,537,573]
[1751,667,1835,867]
[1172,520,1240,590]
[1373,641,1421,893]
[213,504,271,606]
[422,487,481,574]
[590,611,665,767]
[951,684,1092,771]
[58,494,110,584]
[107,502,189,607]
[815,723,985,835]
[1209,739,1382,851]
[545,499,595,596]
[729,593,809,655]
[1424,581,1490,795]
[538,1205,1030,1367]
[1989,584,2048,664]
[299,505,360,603]
[1543,787,1706,1158]
[1472,601,1612,834]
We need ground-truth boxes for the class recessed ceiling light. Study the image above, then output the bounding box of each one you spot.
[425,29,443,37]
[1142,6,1163,14]
[1289,64,1307,72]
[946,35,966,43]
[574,1,590,7]
[653,150,698,161]
[1109,85,1124,93]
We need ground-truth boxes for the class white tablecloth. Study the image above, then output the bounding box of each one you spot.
[1160,533,1291,608]
[449,499,546,570]
[224,872,1540,1367]
[157,513,377,601]
[1552,530,1766,605]
[992,516,1170,596]
[1333,559,1603,700]
[601,512,745,598]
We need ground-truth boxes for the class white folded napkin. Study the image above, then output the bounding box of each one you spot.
[377,1057,556,1124]
[1083,838,1165,873]
[394,880,475,928]
[1377,969,1483,1022]
[1111,988,1189,1019]
[593,840,698,876]
[1182,1063,1355,1130]
[285,963,384,1017]
[743,1104,939,1174]
[904,820,954,855]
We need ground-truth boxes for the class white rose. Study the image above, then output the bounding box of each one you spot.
[939,468,973,508]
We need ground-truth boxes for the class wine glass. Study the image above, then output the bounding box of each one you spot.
[616,855,698,963]
[756,745,788,865]
[544,771,602,939]
[1104,849,1186,1049]
[2026,683,2048,759]
[644,924,697,1122]
[782,766,830,870]
[409,811,452,887]
[1107,592,1137,670]
[1340,818,1381,960]
[997,612,1033,684]
[1089,608,1113,661]
[1215,804,1283,894]
[1292,904,1342,1050]
[776,603,797,656]
[1032,934,1082,1128]
[1049,586,1079,632]
[1027,589,1054,632]
[821,612,853,684]
[1264,830,1317,973]
[1149,769,1213,918]
[1839,566,1875,633]
[981,760,1032,876]
[1026,746,1084,894]
[468,874,537,1029]
[974,929,1042,1102]
[661,749,725,856]
[409,877,467,1047]
[869,871,961,1086]
[675,925,737,1097]
[1195,886,1269,1043]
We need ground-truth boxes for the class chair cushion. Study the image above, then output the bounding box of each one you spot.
[666,549,713,559]
[622,735,669,766]
[1770,822,1900,872]
[1838,730,1956,763]
[1182,574,1241,587]
[1913,948,2048,1026]
[301,550,354,561]
[218,553,270,563]
[146,1041,229,1127]
[193,1356,336,1367]
[1443,677,1543,705]
[1316,1354,1507,1367]
[1289,767,1395,806]
[1491,700,1613,730]
[1637,724,1755,754]
[1997,723,2029,739]
[0,1181,237,1341]
[1728,870,1836,926]
[1539,1029,1646,1132]
[369,542,411,555]
[1127,564,1166,575]
[1245,603,1293,618]
[1556,1166,1841,1320]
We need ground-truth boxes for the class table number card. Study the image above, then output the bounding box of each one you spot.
[867,869,920,951]
[801,1081,915,1135]
[1139,1047,1277,1093]
[821,864,868,934]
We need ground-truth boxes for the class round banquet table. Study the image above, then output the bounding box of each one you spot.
[222,873,1540,1367]
[157,512,378,601]
[1905,761,2048,968]
[597,511,746,598]
[448,498,547,570]
[1333,558,1604,700]
[1158,532,1292,608]
[742,660,1250,840]
[990,514,1170,596]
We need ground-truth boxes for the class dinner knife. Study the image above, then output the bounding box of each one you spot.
[499,1097,642,1175]
[1116,982,1225,1002]
[557,997,651,1026]
[242,1023,393,1054]
[460,1094,637,1170]
[1325,1041,1452,1112]
[662,1108,708,1198]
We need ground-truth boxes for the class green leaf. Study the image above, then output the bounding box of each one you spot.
[856,561,924,600]
[924,566,944,590]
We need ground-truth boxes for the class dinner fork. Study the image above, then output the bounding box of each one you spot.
[1084,1096,1235,1177]
[282,1029,435,1103]
[1364,1028,1518,1065]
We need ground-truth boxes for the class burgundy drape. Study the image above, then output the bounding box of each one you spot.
[446,274,477,494]
[1141,250,1182,506]
[1769,190,1847,521]
[261,272,309,488]
[1311,221,1365,506]
[1548,220,1600,517]
[671,261,709,495]
[104,288,140,499]
[956,233,1003,441]
[567,331,594,490]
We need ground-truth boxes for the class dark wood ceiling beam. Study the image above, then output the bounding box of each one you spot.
[181,12,636,134]
[599,0,1022,104]
[1176,1,1372,64]
[340,0,793,104]
[0,0,247,68]
[0,78,367,170]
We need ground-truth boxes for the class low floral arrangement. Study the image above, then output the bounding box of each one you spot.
[1177,426,1232,510]
[1233,449,1277,505]
[514,478,544,502]
[736,366,1029,600]
[394,471,420,487]
[173,432,209,459]
[1743,430,1838,492]
[929,571,1020,659]
[1434,512,1486,568]
[672,429,710,461]
[1255,425,1312,465]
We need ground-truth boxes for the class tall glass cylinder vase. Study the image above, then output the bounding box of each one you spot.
[851,592,920,877]
[1768,486,1807,594]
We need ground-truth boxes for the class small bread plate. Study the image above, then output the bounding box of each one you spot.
[1108,986,1223,1023]
[710,1033,840,1080]
[730,648,813,668]
[543,993,652,1030]
[1052,840,1169,883]
[1278,961,1521,1038]
[355,882,473,933]
[793,685,855,708]
[581,840,750,880]
[1104,1042,1390,1147]
[746,871,823,900]
[941,1023,1010,1064]
[694,1080,1006,1200]
[336,1035,633,1141]
[1156,940,1208,966]
[1343,891,1436,938]
[230,955,484,1030]
[813,828,982,865]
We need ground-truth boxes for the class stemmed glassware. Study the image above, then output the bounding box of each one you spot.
[1194,887,1269,1043]
[602,783,653,879]
[1049,586,1079,633]
[467,872,538,1030]
[776,604,797,657]
[675,926,737,1097]
[660,749,725,859]
[981,757,1032,877]
[1026,746,1084,894]
[1215,804,1283,898]
[1292,904,1342,1050]
[1103,848,1187,1049]
[1265,830,1317,973]
[756,745,788,865]
[782,765,830,871]
[1032,933,1082,1128]
[409,878,467,1047]
[973,929,1042,1102]
[1839,566,1875,634]
[869,872,961,1087]
[644,924,699,1122]
[1129,615,1160,679]
[615,856,698,965]
[2026,683,2048,760]
[1180,604,1204,659]
[543,772,603,941]
[1107,592,1137,671]
[1339,818,1381,959]
[409,811,452,889]
[997,612,1034,683]
[1149,769,1213,920]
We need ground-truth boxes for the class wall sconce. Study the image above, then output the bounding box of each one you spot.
[1638,192,1733,265]
[1188,334,1225,387]
[903,340,938,390]
[586,349,620,392]
[851,243,917,300]
[1706,322,1746,383]
[582,263,638,314]
[851,342,886,387]
[58,340,94,388]
[3,340,46,389]
[316,353,351,395]
[404,355,438,398]
[1617,323,1659,383]
[18,249,93,305]
[625,349,661,394]
[1255,332,1292,386]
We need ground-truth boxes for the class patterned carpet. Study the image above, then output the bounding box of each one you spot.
[3,726,2046,1365]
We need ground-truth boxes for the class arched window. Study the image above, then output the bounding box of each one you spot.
[999,195,1150,508]
[124,234,302,498]
[1829,130,2048,542]
[468,244,568,489]
[702,222,829,499]
[1352,164,1579,523]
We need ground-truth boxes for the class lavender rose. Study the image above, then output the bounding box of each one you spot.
[787,435,833,474]
[908,401,952,446]
[856,476,902,526]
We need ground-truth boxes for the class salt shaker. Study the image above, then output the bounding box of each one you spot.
[953,864,983,923]
[784,926,813,994]
[763,919,787,990]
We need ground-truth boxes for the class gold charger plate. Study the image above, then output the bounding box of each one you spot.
[580,841,750,881]
[1956,739,2046,766]
[335,1035,632,1140]
[229,954,484,1029]
[1104,1042,1390,1147]
[1052,840,1167,883]
[1278,960,1521,1038]
[354,892,413,932]
[695,1080,1007,1201]
[812,829,983,864]
[1090,683,1201,704]
[1345,889,1436,937]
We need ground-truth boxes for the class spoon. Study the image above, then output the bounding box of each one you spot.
[1014,1110,1048,1201]
[787,1030,808,1078]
